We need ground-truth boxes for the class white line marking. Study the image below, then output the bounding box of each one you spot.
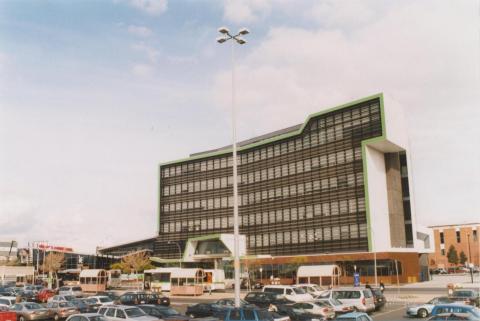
[372,305,407,319]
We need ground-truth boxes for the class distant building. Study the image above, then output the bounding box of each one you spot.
[428,223,480,269]
[100,93,433,284]
[0,241,18,262]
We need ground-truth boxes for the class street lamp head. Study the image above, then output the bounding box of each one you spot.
[216,36,227,44]
[235,37,247,45]
[238,28,249,35]
[218,26,230,35]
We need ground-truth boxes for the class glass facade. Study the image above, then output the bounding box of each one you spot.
[155,98,383,258]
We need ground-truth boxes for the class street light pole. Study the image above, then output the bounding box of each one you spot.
[168,241,182,268]
[467,233,473,283]
[217,26,249,308]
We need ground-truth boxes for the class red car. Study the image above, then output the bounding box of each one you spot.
[36,289,55,303]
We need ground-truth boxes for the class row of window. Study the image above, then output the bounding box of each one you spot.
[162,172,364,213]
[162,106,379,178]
[247,223,368,247]
[161,197,366,233]
[163,148,362,196]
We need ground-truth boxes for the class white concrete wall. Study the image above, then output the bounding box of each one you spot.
[365,145,391,252]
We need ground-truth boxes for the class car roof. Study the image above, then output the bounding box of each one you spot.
[0,296,16,299]
[338,312,368,318]
[434,304,474,309]
[71,313,103,317]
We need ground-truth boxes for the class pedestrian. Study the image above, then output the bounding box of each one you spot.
[379,281,385,293]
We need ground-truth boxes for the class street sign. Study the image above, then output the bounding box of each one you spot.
[353,272,360,287]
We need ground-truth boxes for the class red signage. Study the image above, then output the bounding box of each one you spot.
[38,244,73,253]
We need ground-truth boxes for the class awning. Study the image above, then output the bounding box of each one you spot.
[79,269,106,278]
[297,264,341,277]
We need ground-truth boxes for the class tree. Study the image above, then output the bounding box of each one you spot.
[42,253,64,288]
[459,251,468,265]
[447,245,459,266]
[120,252,154,290]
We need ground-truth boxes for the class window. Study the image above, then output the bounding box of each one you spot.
[456,231,461,243]
[439,232,444,244]
[116,310,126,319]
[473,230,478,241]
[441,249,445,255]
[106,308,116,317]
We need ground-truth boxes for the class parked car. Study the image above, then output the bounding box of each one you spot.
[263,286,313,303]
[406,297,456,318]
[431,305,480,318]
[10,302,51,321]
[137,304,190,321]
[296,284,325,297]
[36,289,56,303]
[0,296,17,307]
[431,269,448,275]
[370,288,386,311]
[58,287,83,298]
[186,299,253,318]
[95,292,119,302]
[46,301,79,321]
[283,302,335,320]
[80,298,102,313]
[334,312,373,321]
[274,304,326,321]
[117,292,170,306]
[98,305,158,321]
[86,297,114,306]
[317,288,375,313]
[314,298,354,315]
[70,299,94,313]
[48,295,76,303]
[244,291,294,309]
[428,312,480,321]
[450,290,480,307]
[216,307,289,321]
[17,290,36,302]
[66,313,109,321]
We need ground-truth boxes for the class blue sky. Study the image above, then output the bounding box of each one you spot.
[1,0,479,253]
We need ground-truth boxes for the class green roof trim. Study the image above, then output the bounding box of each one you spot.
[158,93,384,167]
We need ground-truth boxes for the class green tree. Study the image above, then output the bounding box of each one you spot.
[447,245,459,266]
[459,251,468,265]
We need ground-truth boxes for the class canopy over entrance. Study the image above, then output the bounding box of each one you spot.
[297,264,341,287]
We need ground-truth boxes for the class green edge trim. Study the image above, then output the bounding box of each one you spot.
[361,93,387,252]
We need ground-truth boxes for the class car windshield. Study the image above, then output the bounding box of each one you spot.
[331,298,343,306]
[293,287,306,294]
[73,287,82,291]
[65,296,75,301]
[311,285,322,292]
[125,308,146,317]
[88,316,108,321]
[157,308,179,316]
[59,302,75,308]
[25,303,42,310]
[85,298,97,304]
[99,297,111,303]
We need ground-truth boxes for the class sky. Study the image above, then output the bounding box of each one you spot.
[0,0,479,253]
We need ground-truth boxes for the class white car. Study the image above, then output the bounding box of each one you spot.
[263,285,313,303]
[59,286,83,297]
[98,305,158,321]
[315,298,355,315]
[317,288,375,313]
[87,296,114,306]
[0,296,17,307]
[297,284,325,297]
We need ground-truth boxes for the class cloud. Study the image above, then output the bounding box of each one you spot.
[131,42,160,63]
[131,63,154,77]
[128,25,153,37]
[223,0,272,24]
[126,0,167,15]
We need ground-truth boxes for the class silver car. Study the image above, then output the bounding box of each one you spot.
[59,287,83,298]
[406,297,455,318]
[317,288,375,313]
[98,306,158,321]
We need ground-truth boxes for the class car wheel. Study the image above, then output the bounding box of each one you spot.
[19,316,26,321]
[417,309,428,318]
[54,313,60,321]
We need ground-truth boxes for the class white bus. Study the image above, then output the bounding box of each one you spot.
[144,268,205,292]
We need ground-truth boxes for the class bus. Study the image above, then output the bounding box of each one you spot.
[203,269,226,291]
[144,268,216,292]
